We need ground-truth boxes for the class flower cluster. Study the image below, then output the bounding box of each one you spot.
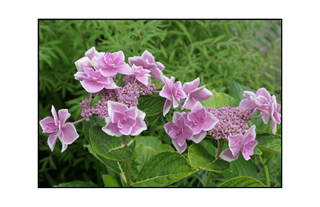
[39,46,281,165]
[40,48,164,152]
[206,106,251,140]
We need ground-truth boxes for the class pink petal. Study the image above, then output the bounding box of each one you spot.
[39,117,56,132]
[137,109,146,120]
[141,50,155,63]
[51,105,59,126]
[85,47,104,60]
[128,56,146,68]
[80,80,104,93]
[112,111,124,123]
[243,91,256,100]
[177,134,186,147]
[189,86,212,101]
[115,64,134,75]
[58,109,70,126]
[155,61,165,71]
[60,123,79,144]
[220,148,239,162]
[163,99,171,117]
[47,130,60,152]
[191,101,204,112]
[108,101,128,116]
[149,66,165,83]
[191,130,207,143]
[164,122,177,135]
[130,117,147,136]
[74,72,88,81]
[119,124,133,135]
[172,138,187,153]
[159,76,173,100]
[75,57,91,72]
[100,67,118,76]
[125,117,136,127]
[60,142,68,153]
[239,99,255,110]
[202,112,219,131]
[182,78,199,95]
[124,107,138,119]
[103,81,120,90]
[256,88,271,102]
[102,120,122,137]
[136,73,151,86]
[181,97,197,110]
[271,119,277,135]
[242,125,256,146]
[242,140,258,160]
[191,124,202,135]
[262,114,270,124]
[112,51,125,63]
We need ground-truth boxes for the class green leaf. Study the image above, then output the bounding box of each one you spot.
[89,126,132,161]
[188,143,230,172]
[83,116,105,144]
[135,136,174,153]
[202,88,237,109]
[130,143,157,182]
[137,93,166,116]
[227,153,259,179]
[230,81,255,104]
[219,176,266,187]
[256,133,281,163]
[103,174,121,187]
[54,181,98,187]
[132,151,198,187]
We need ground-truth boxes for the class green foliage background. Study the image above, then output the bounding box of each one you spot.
[38,19,281,187]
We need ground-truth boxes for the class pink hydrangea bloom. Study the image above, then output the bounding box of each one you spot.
[131,64,151,86]
[39,106,79,152]
[159,76,187,117]
[96,51,133,76]
[220,125,258,162]
[102,101,147,137]
[128,50,165,83]
[163,112,193,153]
[239,88,281,134]
[186,102,219,143]
[74,67,119,93]
[180,77,213,110]
[74,47,105,72]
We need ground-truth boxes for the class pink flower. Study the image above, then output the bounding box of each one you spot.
[180,77,213,110]
[159,76,187,117]
[102,101,147,137]
[239,88,281,134]
[74,47,105,72]
[164,112,193,153]
[128,50,165,83]
[96,51,133,76]
[186,102,219,143]
[239,88,271,112]
[39,106,79,152]
[74,67,119,93]
[220,125,258,162]
[131,64,151,86]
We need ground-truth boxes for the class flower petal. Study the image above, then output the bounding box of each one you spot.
[262,114,270,124]
[189,86,212,101]
[141,50,155,63]
[128,56,146,68]
[182,78,199,95]
[108,101,128,118]
[181,96,197,110]
[115,64,134,75]
[239,99,255,110]
[202,112,219,131]
[60,123,79,144]
[242,140,258,161]
[80,80,104,93]
[191,130,207,143]
[159,76,173,100]
[163,99,171,117]
[220,148,239,162]
[112,111,124,123]
[242,125,256,146]
[47,130,60,152]
[172,138,187,153]
[124,107,138,119]
[58,109,70,126]
[51,105,59,126]
[102,121,122,137]
[149,66,165,83]
[85,46,104,60]
[130,117,147,136]
[39,117,56,132]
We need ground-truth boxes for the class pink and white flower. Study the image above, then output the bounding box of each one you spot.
[220,125,258,161]
[74,47,105,72]
[102,101,147,137]
[74,67,119,93]
[180,77,213,110]
[39,106,79,152]
[128,50,165,83]
[186,102,219,143]
[159,76,187,117]
[164,112,193,153]
[131,64,151,86]
[96,51,133,77]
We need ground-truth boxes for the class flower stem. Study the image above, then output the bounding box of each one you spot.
[260,156,270,187]
[88,93,92,106]
[215,139,224,159]
[203,172,213,187]
[122,135,133,187]
[72,118,86,125]
[250,114,263,120]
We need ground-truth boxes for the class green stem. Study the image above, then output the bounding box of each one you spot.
[203,171,213,187]
[122,135,133,187]
[260,156,270,187]
[215,139,224,159]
